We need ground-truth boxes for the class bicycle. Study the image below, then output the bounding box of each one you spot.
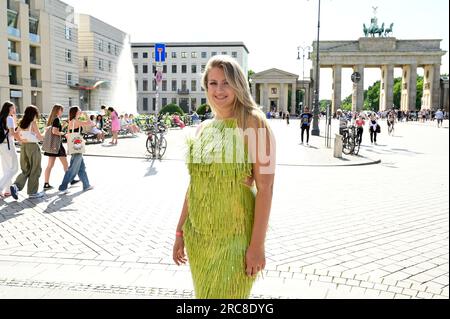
[146,121,168,159]
[341,125,360,156]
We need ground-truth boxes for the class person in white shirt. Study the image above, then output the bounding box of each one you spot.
[0,101,22,198]
[435,109,444,128]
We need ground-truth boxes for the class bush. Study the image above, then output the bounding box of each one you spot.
[159,104,184,115]
[196,104,210,115]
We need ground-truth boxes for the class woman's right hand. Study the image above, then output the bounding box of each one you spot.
[173,237,187,266]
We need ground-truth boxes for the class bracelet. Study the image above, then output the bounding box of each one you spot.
[176,231,184,238]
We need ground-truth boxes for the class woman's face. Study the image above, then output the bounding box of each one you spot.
[206,67,236,113]
[9,105,16,116]
[57,108,63,117]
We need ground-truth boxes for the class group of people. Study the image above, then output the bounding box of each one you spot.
[0,102,94,200]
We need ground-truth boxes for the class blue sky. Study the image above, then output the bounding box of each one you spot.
[64,0,449,99]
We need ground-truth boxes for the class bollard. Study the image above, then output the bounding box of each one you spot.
[334,134,343,158]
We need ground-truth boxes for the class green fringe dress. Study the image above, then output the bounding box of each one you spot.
[183,118,256,299]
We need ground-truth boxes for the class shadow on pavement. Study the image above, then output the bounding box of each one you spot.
[41,191,84,214]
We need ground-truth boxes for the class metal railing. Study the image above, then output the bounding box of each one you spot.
[7,26,21,38]
[177,89,190,95]
[9,77,22,86]
[8,52,20,62]
[29,33,40,43]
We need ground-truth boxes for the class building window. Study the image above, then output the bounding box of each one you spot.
[133,52,138,59]
[172,52,177,59]
[191,80,197,92]
[108,43,112,54]
[134,64,138,73]
[98,58,104,70]
[83,57,88,70]
[181,52,187,58]
[182,65,187,74]
[65,26,72,40]
[191,65,197,74]
[115,45,119,56]
[191,98,197,110]
[163,65,167,73]
[143,97,148,111]
[143,52,148,59]
[143,80,148,91]
[201,98,207,105]
[232,52,237,58]
[201,52,207,59]
[162,98,167,107]
[162,80,167,92]
[143,64,148,74]
[65,49,72,62]
[152,65,157,75]
[172,65,177,73]
[271,88,277,94]
[98,39,104,51]
[152,98,156,111]
[181,80,187,91]
[66,72,73,85]
[211,52,217,56]
[171,98,177,104]
[201,64,206,73]
[108,61,112,72]
[172,80,177,92]
[152,80,156,91]
[68,97,73,107]
[222,51,227,55]
[191,52,197,58]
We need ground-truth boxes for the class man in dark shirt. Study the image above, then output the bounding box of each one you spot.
[300,107,313,146]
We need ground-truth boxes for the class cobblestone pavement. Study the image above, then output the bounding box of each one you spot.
[0,119,448,299]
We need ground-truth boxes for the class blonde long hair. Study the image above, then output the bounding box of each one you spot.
[202,55,267,131]
[47,104,64,127]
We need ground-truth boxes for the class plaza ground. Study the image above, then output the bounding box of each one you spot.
[0,119,448,299]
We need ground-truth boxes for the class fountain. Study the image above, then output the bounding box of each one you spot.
[111,34,138,115]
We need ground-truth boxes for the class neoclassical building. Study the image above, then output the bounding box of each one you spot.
[250,68,312,115]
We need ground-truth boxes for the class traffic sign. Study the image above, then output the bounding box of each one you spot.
[155,43,166,62]
[351,72,361,83]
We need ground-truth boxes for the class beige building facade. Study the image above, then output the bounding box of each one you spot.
[1,0,79,114]
[250,68,312,115]
[76,14,127,111]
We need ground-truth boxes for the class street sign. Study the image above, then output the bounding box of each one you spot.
[351,72,361,83]
[155,70,163,83]
[155,43,166,62]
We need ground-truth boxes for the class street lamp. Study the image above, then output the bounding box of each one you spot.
[297,45,312,82]
[311,0,322,136]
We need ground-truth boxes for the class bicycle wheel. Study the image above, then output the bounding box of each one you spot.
[353,138,361,155]
[158,136,167,159]
[342,135,355,155]
[146,134,157,157]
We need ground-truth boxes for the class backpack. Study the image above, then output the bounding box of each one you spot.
[0,118,11,150]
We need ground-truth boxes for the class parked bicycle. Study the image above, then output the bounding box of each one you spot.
[146,121,168,159]
[341,125,360,156]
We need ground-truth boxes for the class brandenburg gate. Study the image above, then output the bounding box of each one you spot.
[311,37,446,113]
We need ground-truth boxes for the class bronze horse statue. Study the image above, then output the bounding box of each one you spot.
[384,23,394,37]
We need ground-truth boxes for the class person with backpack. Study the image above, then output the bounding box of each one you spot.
[9,105,44,200]
[300,107,313,146]
[0,101,21,198]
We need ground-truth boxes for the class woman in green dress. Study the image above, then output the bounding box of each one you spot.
[173,55,276,299]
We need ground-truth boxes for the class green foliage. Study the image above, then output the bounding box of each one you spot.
[159,104,184,115]
[196,104,210,115]
[319,100,331,112]
[364,81,380,111]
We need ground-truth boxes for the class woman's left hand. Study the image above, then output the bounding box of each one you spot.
[245,245,266,278]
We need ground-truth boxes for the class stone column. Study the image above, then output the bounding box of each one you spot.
[401,64,417,112]
[263,83,269,113]
[379,65,394,112]
[352,65,364,112]
[259,82,264,107]
[291,81,297,115]
[280,83,288,114]
[431,64,441,111]
[251,82,256,102]
[332,65,342,114]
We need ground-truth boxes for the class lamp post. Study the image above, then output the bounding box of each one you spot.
[297,45,312,82]
[311,0,321,136]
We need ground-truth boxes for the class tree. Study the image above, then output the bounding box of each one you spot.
[248,70,255,93]
[159,104,184,115]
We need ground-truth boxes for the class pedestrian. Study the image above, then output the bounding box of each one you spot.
[355,115,365,146]
[369,113,379,145]
[9,105,44,200]
[300,107,313,146]
[286,112,290,125]
[336,109,348,135]
[43,104,80,190]
[58,106,94,195]
[108,107,120,145]
[172,55,276,299]
[0,101,20,198]
[435,109,444,128]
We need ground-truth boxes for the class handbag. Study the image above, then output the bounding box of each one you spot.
[67,121,85,155]
[42,126,62,154]
[376,124,381,133]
